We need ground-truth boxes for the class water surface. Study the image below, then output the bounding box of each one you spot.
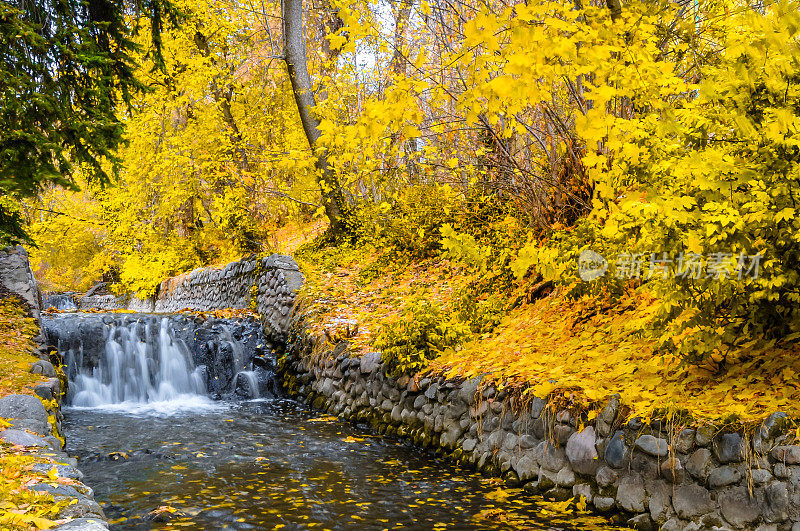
[64,398,576,530]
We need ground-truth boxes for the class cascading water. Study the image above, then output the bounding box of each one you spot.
[67,317,207,408]
[47,312,277,413]
[44,293,78,310]
[45,312,560,529]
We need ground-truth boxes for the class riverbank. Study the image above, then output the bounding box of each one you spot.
[0,247,106,530]
[283,242,800,530]
[294,244,800,426]
[26,241,800,529]
[0,297,106,530]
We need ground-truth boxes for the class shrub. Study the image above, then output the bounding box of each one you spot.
[375,296,471,377]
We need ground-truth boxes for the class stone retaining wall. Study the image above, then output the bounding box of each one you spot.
[0,247,108,528]
[78,254,304,337]
[0,364,108,529]
[280,321,800,531]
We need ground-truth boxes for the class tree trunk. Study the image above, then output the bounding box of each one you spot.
[283,0,350,236]
[606,0,622,21]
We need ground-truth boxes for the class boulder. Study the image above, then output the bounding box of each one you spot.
[672,484,715,519]
[359,352,381,374]
[713,432,744,464]
[53,518,108,530]
[659,457,684,484]
[635,435,668,457]
[708,466,741,489]
[0,246,41,319]
[719,485,763,528]
[514,454,539,482]
[605,430,629,469]
[30,360,57,378]
[764,481,789,523]
[616,474,647,513]
[596,466,618,488]
[566,427,599,475]
[674,428,696,454]
[0,394,49,436]
[0,428,47,447]
[685,448,713,481]
[772,446,800,465]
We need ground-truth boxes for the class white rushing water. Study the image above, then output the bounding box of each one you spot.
[67,318,211,414]
[235,370,261,399]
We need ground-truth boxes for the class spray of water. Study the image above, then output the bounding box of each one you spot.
[68,318,206,408]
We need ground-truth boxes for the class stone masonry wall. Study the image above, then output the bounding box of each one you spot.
[0,247,108,529]
[79,254,304,337]
[280,321,800,531]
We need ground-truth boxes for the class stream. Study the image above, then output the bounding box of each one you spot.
[47,313,576,530]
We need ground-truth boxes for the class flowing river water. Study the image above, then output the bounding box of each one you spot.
[50,313,581,530]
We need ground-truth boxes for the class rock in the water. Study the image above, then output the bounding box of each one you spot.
[573,483,593,504]
[514,454,539,482]
[628,513,656,531]
[594,496,615,511]
[555,467,576,488]
[566,427,599,475]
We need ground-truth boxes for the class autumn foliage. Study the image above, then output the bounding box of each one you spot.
[13,0,800,423]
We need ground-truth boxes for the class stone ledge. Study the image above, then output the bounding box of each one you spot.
[75,254,304,338]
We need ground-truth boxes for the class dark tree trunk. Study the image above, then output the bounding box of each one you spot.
[283,0,350,236]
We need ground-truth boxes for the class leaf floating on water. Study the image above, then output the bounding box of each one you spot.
[306,415,338,422]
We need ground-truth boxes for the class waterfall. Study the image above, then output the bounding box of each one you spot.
[47,312,277,412]
[235,371,260,399]
[68,318,206,408]
[44,293,78,311]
